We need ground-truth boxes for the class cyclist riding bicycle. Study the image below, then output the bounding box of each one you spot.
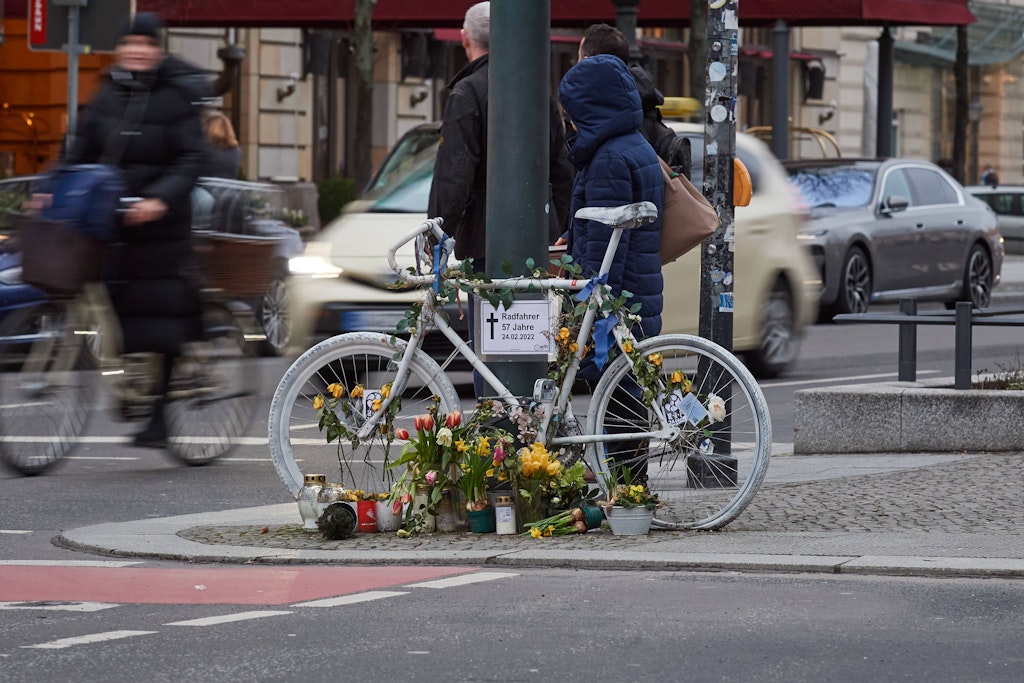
[65,13,207,448]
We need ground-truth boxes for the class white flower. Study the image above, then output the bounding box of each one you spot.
[436,427,453,446]
[707,394,727,423]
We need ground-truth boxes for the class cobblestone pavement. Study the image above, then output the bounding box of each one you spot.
[177,454,1024,552]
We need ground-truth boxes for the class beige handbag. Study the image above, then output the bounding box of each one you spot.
[658,157,720,265]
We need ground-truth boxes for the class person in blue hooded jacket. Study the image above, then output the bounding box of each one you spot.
[559,53,664,378]
[559,54,664,480]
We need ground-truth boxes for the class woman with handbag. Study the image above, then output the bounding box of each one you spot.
[558,54,664,482]
[66,13,208,449]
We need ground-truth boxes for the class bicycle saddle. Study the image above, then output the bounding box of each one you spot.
[574,201,658,229]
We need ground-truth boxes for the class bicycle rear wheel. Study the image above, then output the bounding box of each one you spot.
[0,299,94,475]
[268,332,460,497]
[163,303,259,465]
[586,334,772,530]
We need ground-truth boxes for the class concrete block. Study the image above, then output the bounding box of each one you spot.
[795,381,1024,454]
[794,384,903,453]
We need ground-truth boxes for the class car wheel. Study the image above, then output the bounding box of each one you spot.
[834,246,871,315]
[959,243,993,309]
[257,260,292,357]
[744,279,799,379]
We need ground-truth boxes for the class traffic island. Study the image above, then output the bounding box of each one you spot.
[793,379,1024,453]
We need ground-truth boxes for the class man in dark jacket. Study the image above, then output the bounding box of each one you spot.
[577,23,688,174]
[427,0,574,261]
[67,13,206,448]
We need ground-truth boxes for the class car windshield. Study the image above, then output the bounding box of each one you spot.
[788,166,876,209]
[364,128,440,213]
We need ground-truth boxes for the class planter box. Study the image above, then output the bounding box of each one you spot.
[794,380,1024,454]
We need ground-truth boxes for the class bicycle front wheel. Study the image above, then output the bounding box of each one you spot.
[164,303,259,465]
[268,332,460,496]
[587,334,772,530]
[0,299,94,475]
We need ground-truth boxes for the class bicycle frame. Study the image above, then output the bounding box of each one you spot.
[352,213,680,450]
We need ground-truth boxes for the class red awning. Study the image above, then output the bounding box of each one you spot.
[3,0,976,29]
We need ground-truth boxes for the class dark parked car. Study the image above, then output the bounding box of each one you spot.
[786,158,1004,316]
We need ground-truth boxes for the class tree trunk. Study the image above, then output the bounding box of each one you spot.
[353,0,377,187]
[688,0,707,102]
[952,25,968,185]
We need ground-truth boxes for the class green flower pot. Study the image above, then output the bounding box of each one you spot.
[467,507,496,533]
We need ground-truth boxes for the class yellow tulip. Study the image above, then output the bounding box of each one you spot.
[327,383,345,399]
[372,398,383,412]
[312,395,324,410]
[381,383,391,399]
[350,385,365,399]
[670,370,683,384]
[622,340,633,354]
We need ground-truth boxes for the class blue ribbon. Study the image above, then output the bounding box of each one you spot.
[431,230,452,294]
[574,273,608,303]
[592,316,617,370]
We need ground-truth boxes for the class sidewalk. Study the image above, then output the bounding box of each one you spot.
[57,449,1024,578]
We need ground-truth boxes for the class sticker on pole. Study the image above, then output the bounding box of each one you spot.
[477,297,557,359]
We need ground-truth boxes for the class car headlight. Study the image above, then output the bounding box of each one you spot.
[0,265,23,285]
[797,229,828,240]
[289,242,343,278]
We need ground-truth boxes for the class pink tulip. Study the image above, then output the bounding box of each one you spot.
[401,493,412,504]
[425,470,438,485]
[394,427,410,440]
[445,411,462,428]
[492,444,506,465]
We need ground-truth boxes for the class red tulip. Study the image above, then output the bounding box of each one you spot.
[413,415,423,431]
[400,493,412,504]
[392,499,403,515]
[421,414,435,431]
[445,411,462,428]
[394,427,410,440]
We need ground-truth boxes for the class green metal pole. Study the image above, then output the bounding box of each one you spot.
[485,0,550,398]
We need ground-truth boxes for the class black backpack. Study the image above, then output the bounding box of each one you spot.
[642,113,692,179]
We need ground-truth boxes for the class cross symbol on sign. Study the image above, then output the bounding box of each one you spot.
[486,312,499,338]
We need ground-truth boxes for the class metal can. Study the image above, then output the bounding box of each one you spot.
[494,494,517,535]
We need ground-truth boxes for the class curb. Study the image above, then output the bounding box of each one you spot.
[55,504,1024,580]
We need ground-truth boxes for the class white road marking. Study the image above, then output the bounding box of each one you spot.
[0,530,32,535]
[22,630,157,649]
[165,610,292,627]
[0,436,267,447]
[762,370,940,389]
[0,560,142,567]
[0,601,118,612]
[404,572,519,589]
[290,591,408,608]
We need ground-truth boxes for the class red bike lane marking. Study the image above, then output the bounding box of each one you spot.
[0,565,478,605]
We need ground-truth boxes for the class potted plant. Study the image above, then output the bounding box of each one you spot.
[455,436,510,533]
[598,463,660,536]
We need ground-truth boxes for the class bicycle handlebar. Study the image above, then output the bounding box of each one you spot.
[387,218,455,285]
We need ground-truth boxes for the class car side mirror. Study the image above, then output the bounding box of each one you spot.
[880,194,909,215]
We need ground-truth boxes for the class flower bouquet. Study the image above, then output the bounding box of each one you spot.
[311,381,400,490]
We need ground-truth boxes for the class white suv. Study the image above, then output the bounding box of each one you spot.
[288,122,819,378]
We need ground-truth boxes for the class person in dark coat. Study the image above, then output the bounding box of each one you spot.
[559,54,664,351]
[559,53,664,478]
[576,23,689,173]
[427,0,574,399]
[66,12,206,448]
[427,1,573,261]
